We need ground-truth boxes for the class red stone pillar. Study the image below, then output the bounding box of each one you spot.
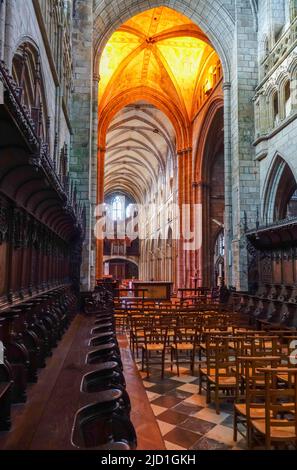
[177,148,185,290]
[177,146,192,289]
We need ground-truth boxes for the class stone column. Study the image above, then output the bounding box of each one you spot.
[0,0,6,61]
[71,0,93,290]
[4,0,13,68]
[91,73,99,287]
[177,148,186,289]
[96,145,105,280]
[230,1,259,290]
[223,81,233,288]
[193,181,210,287]
[185,146,193,288]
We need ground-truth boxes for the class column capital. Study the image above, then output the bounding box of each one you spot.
[93,73,100,83]
[177,147,192,156]
[222,81,231,91]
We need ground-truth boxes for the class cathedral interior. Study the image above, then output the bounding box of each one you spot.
[1,0,297,455]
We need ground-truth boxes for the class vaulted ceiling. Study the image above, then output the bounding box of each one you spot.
[99,7,220,203]
[104,102,175,202]
[99,6,218,121]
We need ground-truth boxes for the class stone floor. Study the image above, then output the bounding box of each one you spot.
[135,357,247,451]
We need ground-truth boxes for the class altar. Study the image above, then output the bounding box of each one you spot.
[132,281,173,300]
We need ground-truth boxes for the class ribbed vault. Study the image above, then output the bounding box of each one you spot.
[99,6,219,122]
[104,102,175,203]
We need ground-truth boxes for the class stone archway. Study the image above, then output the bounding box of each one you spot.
[71,1,259,290]
[193,98,224,287]
[263,154,297,224]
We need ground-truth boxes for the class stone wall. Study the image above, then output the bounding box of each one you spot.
[71,0,94,290]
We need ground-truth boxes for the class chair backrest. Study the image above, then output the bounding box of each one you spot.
[260,368,297,448]
[143,326,168,348]
[204,336,234,377]
[157,314,177,329]
[173,325,199,345]
[236,356,281,404]
[236,335,282,357]
[131,315,153,332]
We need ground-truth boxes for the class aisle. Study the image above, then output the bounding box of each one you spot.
[135,359,247,450]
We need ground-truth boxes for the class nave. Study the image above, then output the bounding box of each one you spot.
[1,0,297,457]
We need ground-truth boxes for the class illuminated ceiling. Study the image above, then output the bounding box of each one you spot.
[99,6,218,120]
[104,102,176,201]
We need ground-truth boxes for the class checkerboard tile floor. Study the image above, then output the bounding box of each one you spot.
[136,360,247,451]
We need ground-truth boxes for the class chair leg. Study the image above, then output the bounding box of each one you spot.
[161,351,165,379]
[170,348,173,371]
[141,348,144,371]
[206,380,211,404]
[233,409,238,442]
[145,350,150,378]
[215,386,220,414]
[190,351,194,375]
[176,349,180,376]
[199,369,202,394]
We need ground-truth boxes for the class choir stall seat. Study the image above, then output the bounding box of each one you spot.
[72,390,136,449]
[0,324,13,431]
[0,316,29,403]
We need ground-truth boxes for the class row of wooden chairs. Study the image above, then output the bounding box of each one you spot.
[197,329,297,449]
[139,324,199,378]
[122,295,297,449]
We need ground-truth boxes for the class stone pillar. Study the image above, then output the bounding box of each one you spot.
[230,1,259,290]
[91,74,99,287]
[193,181,210,287]
[177,146,193,288]
[186,146,193,288]
[223,81,233,288]
[4,0,13,67]
[0,0,6,60]
[71,0,93,290]
[96,145,105,280]
[177,148,185,289]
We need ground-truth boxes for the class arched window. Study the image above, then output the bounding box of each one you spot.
[112,195,125,221]
[215,231,225,257]
[284,80,291,118]
[273,91,279,127]
[263,156,297,223]
[12,42,49,144]
[213,230,225,286]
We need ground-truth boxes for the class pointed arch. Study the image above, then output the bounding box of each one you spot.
[262,154,297,224]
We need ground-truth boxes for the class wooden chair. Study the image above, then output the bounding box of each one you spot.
[249,368,297,449]
[114,306,128,333]
[199,336,237,414]
[171,325,199,376]
[141,327,168,379]
[233,355,281,447]
[156,314,177,345]
[130,315,153,358]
